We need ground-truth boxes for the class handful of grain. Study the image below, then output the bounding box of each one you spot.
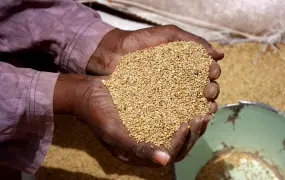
[105,41,213,147]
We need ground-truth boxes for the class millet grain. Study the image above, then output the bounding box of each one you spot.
[105,41,213,147]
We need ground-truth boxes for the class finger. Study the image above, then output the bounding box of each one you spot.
[109,129,170,167]
[203,82,220,100]
[130,142,170,166]
[102,125,169,166]
[210,101,218,114]
[169,122,190,160]
[118,150,162,167]
[200,114,212,136]
[88,79,171,167]
[209,62,221,80]
[203,44,224,61]
[175,116,204,162]
[99,139,131,163]
[101,124,168,167]
[104,144,158,167]
[102,135,162,167]
[200,121,208,137]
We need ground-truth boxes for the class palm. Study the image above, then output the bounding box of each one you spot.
[83,25,224,165]
[88,27,223,76]
[76,74,209,166]
[82,78,166,166]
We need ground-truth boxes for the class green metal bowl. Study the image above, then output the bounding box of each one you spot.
[175,101,285,180]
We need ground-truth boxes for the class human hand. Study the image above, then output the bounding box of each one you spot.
[87,25,223,76]
[55,26,223,167]
[86,25,223,162]
[54,68,221,167]
[55,74,186,166]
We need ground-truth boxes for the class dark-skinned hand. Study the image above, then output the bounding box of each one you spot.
[54,25,224,167]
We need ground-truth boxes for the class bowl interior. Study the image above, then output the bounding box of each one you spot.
[175,103,285,180]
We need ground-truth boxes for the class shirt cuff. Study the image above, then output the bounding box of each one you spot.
[61,20,114,74]
[25,71,59,174]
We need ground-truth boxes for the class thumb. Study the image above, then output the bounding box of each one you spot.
[152,150,171,166]
[131,143,171,166]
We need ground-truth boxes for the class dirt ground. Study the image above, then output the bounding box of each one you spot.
[36,43,285,180]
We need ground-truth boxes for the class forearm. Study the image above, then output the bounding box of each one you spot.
[0,0,114,73]
[0,61,91,174]
[0,62,58,173]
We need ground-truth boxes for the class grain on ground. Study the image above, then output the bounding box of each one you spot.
[215,43,285,111]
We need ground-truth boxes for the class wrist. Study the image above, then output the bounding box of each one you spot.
[86,28,127,75]
[53,74,88,114]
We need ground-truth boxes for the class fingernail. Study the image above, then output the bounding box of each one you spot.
[212,47,224,55]
[152,151,170,166]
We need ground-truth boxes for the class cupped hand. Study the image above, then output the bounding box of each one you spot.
[87,25,223,76]
[55,25,224,167]
[54,71,220,167]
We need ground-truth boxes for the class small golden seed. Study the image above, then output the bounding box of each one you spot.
[105,41,213,147]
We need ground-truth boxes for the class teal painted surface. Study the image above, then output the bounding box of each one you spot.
[175,104,285,180]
